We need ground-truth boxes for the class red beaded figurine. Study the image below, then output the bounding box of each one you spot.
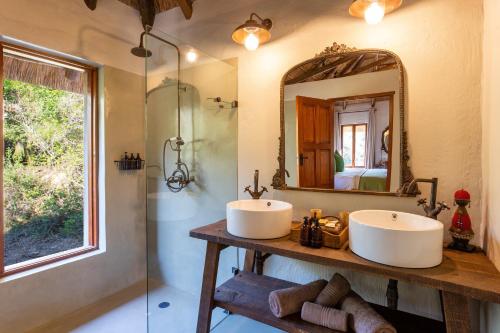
[448,189,475,252]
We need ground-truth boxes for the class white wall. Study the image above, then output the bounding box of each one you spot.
[236,0,483,322]
[481,0,500,332]
[0,1,147,332]
[149,1,483,247]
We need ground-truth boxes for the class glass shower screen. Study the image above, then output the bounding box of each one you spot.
[144,29,238,332]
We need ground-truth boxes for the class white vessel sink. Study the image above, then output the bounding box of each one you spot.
[349,210,443,268]
[226,200,293,239]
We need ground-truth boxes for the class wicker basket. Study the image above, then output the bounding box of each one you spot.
[290,221,349,249]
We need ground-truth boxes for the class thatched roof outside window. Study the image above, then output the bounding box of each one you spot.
[3,54,85,94]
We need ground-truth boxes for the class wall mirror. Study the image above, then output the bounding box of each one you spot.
[271,43,415,195]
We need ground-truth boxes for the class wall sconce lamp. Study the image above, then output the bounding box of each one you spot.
[232,13,272,51]
[349,0,402,25]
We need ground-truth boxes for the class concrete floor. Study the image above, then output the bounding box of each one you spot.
[30,281,283,333]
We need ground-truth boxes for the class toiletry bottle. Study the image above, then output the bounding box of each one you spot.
[129,153,135,170]
[300,217,311,247]
[123,152,129,170]
[135,153,142,170]
[310,213,323,249]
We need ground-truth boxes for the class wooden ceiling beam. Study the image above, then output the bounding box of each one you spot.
[117,0,194,15]
[90,1,195,29]
[177,0,193,19]
[84,0,98,10]
[286,55,357,84]
[297,59,328,80]
[338,54,365,77]
[139,0,156,29]
[323,67,338,80]
[347,56,394,76]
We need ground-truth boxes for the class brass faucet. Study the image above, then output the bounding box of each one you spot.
[409,178,450,219]
[244,170,268,199]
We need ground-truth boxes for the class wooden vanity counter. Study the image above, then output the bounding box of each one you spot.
[190,220,500,333]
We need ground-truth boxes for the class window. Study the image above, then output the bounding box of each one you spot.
[341,124,367,168]
[0,42,98,276]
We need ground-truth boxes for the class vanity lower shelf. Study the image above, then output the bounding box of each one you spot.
[214,271,444,333]
[191,220,500,333]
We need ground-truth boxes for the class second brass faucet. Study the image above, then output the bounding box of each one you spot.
[409,177,450,219]
[244,170,268,199]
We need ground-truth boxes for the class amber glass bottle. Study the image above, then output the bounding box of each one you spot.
[310,213,323,248]
[135,153,142,170]
[300,217,311,246]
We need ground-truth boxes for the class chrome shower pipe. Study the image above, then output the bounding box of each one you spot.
[140,28,181,137]
[140,28,192,192]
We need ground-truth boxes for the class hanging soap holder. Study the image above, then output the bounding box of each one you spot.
[114,152,145,171]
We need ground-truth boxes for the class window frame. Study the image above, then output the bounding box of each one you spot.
[341,123,368,168]
[0,42,99,277]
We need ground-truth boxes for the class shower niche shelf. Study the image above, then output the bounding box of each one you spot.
[114,153,144,171]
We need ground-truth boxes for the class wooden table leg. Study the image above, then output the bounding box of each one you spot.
[440,291,472,333]
[386,279,398,310]
[196,242,225,333]
[255,251,272,275]
[243,249,255,273]
[255,251,264,275]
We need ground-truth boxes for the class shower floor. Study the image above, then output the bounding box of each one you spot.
[32,282,283,333]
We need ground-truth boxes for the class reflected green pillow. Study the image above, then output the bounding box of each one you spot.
[334,150,344,172]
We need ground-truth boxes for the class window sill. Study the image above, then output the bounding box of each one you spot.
[0,246,102,282]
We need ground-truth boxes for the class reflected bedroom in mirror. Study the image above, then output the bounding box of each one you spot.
[280,45,404,194]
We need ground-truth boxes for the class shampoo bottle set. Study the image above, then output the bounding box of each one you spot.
[300,212,323,248]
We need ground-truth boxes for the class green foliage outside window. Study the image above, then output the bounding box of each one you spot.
[3,80,85,264]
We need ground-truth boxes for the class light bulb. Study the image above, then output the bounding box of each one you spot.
[364,2,385,25]
[244,33,259,51]
[186,50,197,63]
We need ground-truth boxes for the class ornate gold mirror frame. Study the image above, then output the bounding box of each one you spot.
[271,43,417,196]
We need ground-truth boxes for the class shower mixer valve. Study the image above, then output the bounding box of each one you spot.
[163,136,193,193]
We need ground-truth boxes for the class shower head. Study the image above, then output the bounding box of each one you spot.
[131,38,152,58]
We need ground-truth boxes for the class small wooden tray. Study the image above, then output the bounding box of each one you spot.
[290,221,348,249]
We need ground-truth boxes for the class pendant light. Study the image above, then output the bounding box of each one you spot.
[349,0,403,25]
[232,13,272,51]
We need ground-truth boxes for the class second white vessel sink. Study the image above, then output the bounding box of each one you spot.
[349,210,444,268]
[226,199,293,239]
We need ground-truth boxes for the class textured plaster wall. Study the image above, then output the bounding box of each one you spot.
[483,0,500,275]
[0,1,147,332]
[481,0,500,332]
[236,0,483,322]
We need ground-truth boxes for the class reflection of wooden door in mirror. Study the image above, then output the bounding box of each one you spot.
[296,96,334,189]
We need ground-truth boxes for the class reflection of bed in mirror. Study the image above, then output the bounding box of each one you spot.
[289,91,393,192]
[332,93,393,192]
[334,168,387,191]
